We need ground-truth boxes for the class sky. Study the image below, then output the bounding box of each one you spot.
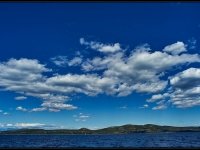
[0,2,200,130]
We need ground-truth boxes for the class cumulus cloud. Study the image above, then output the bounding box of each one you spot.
[74,113,90,122]
[188,38,197,50]
[170,68,200,90]
[168,68,200,108]
[81,52,124,72]
[41,102,77,111]
[50,55,68,67]
[0,123,60,130]
[51,56,82,67]
[30,99,77,112]
[148,67,200,109]
[148,94,164,102]
[15,123,46,128]
[0,58,49,86]
[101,45,197,94]
[152,104,167,110]
[0,110,9,115]
[147,93,169,103]
[16,106,28,112]
[30,107,47,112]
[80,38,122,53]
[68,57,82,66]
[0,58,75,112]
[163,41,187,55]
[15,96,27,100]
[1,39,200,112]
[81,44,200,95]
[22,94,76,112]
[0,58,50,74]
[139,104,149,109]
[45,74,118,97]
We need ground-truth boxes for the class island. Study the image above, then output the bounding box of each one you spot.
[1,124,200,134]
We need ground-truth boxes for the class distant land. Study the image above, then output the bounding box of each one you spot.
[1,124,200,135]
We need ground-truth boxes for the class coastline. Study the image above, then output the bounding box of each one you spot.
[1,124,200,135]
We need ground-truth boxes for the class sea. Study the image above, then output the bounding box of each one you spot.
[0,132,200,148]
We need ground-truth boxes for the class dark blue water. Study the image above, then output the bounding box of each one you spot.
[0,132,200,148]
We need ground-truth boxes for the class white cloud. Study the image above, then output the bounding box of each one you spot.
[30,107,47,112]
[0,58,77,112]
[26,94,75,112]
[15,123,45,128]
[74,113,90,122]
[75,51,81,56]
[100,45,199,94]
[16,106,27,112]
[49,108,60,112]
[152,104,167,110]
[98,43,121,53]
[119,106,127,109]
[148,68,200,109]
[139,104,149,109]
[132,82,167,93]
[80,38,122,53]
[15,96,27,100]
[127,50,199,74]
[79,115,89,119]
[50,55,68,67]
[41,102,77,111]
[3,112,9,115]
[147,94,163,102]
[81,52,124,72]
[134,43,151,52]
[68,57,82,66]
[170,68,200,89]
[0,123,60,129]
[168,68,200,108]
[51,56,82,67]
[147,93,169,103]
[79,38,85,45]
[46,74,117,96]
[1,58,50,73]
[163,41,187,55]
[188,38,197,49]
[0,110,9,115]
[0,58,49,84]
[1,39,200,112]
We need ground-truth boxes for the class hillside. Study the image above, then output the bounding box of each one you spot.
[1,124,200,135]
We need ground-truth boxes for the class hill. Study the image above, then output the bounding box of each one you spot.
[1,124,200,134]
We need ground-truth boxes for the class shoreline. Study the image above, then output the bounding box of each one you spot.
[1,124,200,135]
[1,131,200,135]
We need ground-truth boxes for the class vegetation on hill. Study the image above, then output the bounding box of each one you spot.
[1,124,200,135]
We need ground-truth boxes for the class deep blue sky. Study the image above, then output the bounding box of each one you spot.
[0,2,200,129]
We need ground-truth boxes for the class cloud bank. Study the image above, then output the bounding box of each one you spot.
[0,39,199,111]
[0,123,61,130]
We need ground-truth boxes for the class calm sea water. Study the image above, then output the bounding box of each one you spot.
[0,132,200,148]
